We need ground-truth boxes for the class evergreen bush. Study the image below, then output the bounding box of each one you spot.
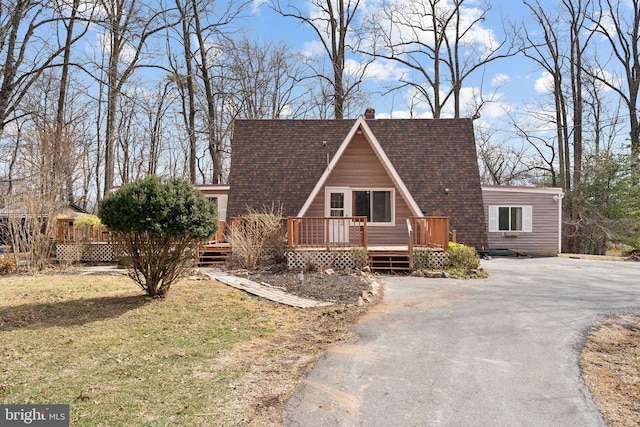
[99,176,217,297]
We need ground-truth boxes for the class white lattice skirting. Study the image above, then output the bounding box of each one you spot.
[429,250,449,269]
[286,250,356,271]
[287,249,450,271]
[413,249,449,270]
[56,243,115,262]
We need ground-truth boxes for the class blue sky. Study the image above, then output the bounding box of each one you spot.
[244,0,627,155]
[247,0,543,119]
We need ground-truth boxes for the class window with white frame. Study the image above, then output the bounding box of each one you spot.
[488,206,532,232]
[353,190,393,224]
[500,207,521,231]
[330,193,345,217]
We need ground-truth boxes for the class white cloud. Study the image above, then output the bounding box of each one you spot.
[534,71,554,94]
[481,100,511,119]
[492,73,510,86]
[299,39,325,60]
[344,58,362,77]
[517,104,562,134]
[596,10,617,36]
[379,80,512,121]
[589,68,620,92]
[96,32,136,65]
[364,0,500,57]
[457,5,501,53]
[362,58,407,81]
[377,110,413,119]
[279,104,293,118]
[252,0,268,15]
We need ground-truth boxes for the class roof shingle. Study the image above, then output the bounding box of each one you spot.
[227,118,488,249]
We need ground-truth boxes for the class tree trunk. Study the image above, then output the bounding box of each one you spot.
[191,0,223,183]
[55,0,80,203]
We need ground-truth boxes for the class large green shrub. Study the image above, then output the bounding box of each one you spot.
[99,177,217,297]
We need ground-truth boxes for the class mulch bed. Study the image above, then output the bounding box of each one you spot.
[242,264,371,304]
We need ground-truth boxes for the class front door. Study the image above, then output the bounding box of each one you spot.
[325,187,351,244]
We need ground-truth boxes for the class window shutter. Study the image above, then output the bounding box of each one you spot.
[488,206,499,232]
[522,206,533,232]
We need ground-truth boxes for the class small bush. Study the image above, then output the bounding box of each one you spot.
[350,247,369,270]
[228,205,284,269]
[265,227,288,265]
[0,253,16,274]
[447,242,480,272]
[413,248,434,270]
[74,214,104,230]
[305,260,318,273]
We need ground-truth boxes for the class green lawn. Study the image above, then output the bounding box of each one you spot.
[0,274,304,426]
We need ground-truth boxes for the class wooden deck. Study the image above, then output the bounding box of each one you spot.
[195,243,446,272]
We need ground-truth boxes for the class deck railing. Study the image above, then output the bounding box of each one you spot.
[408,216,453,249]
[202,220,227,245]
[287,217,368,249]
[406,218,414,270]
[56,218,110,243]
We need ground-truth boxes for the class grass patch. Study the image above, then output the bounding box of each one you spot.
[581,314,640,427]
[0,274,348,425]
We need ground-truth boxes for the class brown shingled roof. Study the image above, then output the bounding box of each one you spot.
[227,118,488,249]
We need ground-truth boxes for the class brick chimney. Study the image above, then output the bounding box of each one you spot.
[364,108,375,120]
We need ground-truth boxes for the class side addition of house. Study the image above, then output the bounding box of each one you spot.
[481,185,564,256]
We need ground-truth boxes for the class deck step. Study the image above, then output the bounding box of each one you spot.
[368,251,411,273]
[197,245,232,267]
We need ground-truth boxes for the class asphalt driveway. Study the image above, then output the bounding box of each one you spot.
[284,257,640,427]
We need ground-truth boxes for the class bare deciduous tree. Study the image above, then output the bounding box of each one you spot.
[476,126,533,185]
[0,0,92,132]
[520,1,570,189]
[168,0,198,182]
[228,37,307,119]
[590,0,640,165]
[521,0,598,253]
[363,0,514,118]
[96,0,176,195]
[272,0,371,119]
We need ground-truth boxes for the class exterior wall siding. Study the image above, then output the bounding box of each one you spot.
[482,187,562,255]
[197,185,229,222]
[306,135,413,245]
